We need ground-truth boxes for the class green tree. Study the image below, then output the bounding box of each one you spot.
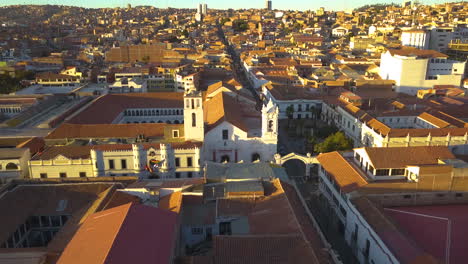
[220,17,230,25]
[182,29,189,38]
[314,131,353,153]
[286,105,294,126]
[315,124,338,139]
[232,19,248,32]
[364,17,373,25]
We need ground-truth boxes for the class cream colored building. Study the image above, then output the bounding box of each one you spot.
[379,47,465,95]
[29,142,202,179]
[0,148,30,183]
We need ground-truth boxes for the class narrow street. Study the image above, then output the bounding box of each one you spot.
[217,25,261,106]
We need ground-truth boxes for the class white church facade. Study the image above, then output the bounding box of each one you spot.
[28,90,279,179]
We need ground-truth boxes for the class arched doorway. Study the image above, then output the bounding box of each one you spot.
[220,155,230,163]
[251,153,261,162]
[282,159,305,179]
[5,163,18,170]
[274,153,318,181]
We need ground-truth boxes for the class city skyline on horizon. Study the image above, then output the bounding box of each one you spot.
[0,0,458,11]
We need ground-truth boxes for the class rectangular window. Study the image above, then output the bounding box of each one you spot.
[364,239,370,257]
[175,172,181,178]
[172,130,179,138]
[175,158,180,167]
[391,169,405,175]
[109,160,115,169]
[59,172,67,178]
[121,159,127,169]
[222,129,228,140]
[375,169,390,176]
[188,172,193,178]
[40,173,47,179]
[187,157,193,167]
[79,172,86,178]
[191,227,203,235]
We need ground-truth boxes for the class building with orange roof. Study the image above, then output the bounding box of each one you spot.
[30,88,279,179]
[317,145,468,264]
[57,202,178,264]
[0,180,135,264]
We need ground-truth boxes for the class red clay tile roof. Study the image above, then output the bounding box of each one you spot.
[102,191,142,210]
[32,145,93,160]
[0,183,119,255]
[210,235,319,264]
[204,92,249,132]
[387,127,468,137]
[317,151,368,193]
[45,123,166,139]
[57,203,178,264]
[388,47,448,58]
[363,146,455,169]
[15,137,45,154]
[159,191,183,214]
[68,93,183,124]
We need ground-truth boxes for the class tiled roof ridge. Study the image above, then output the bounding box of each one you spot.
[277,180,321,264]
[338,151,370,181]
[102,203,134,263]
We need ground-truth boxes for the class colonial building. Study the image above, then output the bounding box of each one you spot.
[317,146,468,264]
[29,91,278,179]
[322,95,468,152]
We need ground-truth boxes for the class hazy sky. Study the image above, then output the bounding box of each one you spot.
[0,0,451,11]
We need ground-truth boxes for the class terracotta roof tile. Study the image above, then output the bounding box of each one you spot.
[68,93,183,124]
[388,47,448,58]
[363,146,455,169]
[317,151,368,193]
[57,203,178,264]
[204,92,249,132]
[159,191,183,214]
[45,123,166,140]
[211,235,319,264]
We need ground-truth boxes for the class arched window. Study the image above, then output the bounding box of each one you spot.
[174,120,180,124]
[251,153,261,162]
[221,155,230,163]
[192,113,196,127]
[143,110,147,116]
[268,120,274,132]
[158,120,163,123]
[5,163,18,170]
[156,110,160,115]
[167,120,172,124]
